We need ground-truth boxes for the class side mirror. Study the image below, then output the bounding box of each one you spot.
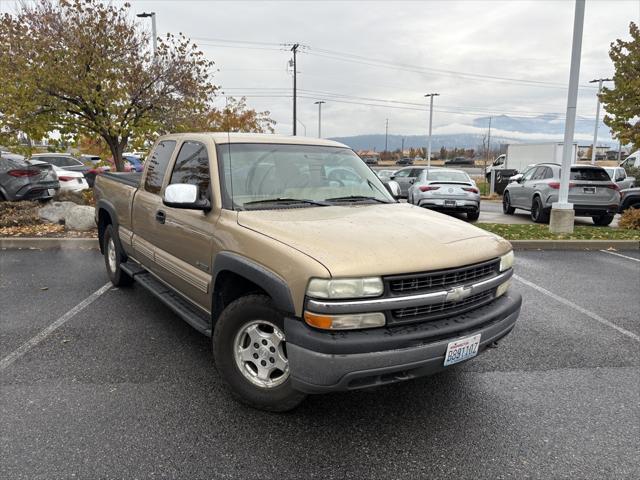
[163,183,210,210]
[409,178,415,184]
[389,175,396,180]
[384,181,400,200]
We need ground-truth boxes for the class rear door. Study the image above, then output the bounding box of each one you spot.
[151,140,217,309]
[392,168,412,195]
[131,139,177,269]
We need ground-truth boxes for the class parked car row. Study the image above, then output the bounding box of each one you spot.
[0,150,147,201]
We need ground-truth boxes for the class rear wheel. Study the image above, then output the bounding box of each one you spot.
[531,197,549,224]
[592,213,614,226]
[103,224,133,287]
[502,192,515,214]
[213,295,306,412]
[467,210,480,222]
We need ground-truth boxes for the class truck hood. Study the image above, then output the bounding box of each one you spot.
[237,203,512,277]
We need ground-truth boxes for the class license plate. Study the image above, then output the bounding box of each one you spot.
[583,187,596,194]
[444,200,456,207]
[444,334,481,366]
[47,189,55,195]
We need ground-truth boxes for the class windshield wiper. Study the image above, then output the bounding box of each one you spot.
[243,197,330,208]
[325,195,390,204]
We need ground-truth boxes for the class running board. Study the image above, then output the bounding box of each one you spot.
[121,263,212,336]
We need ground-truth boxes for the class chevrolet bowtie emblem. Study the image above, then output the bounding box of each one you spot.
[446,286,472,302]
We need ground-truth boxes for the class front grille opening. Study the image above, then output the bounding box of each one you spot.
[392,289,495,322]
[388,259,499,294]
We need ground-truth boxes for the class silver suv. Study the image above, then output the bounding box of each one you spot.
[503,164,620,226]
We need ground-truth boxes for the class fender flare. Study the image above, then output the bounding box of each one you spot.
[96,199,122,254]
[212,252,295,315]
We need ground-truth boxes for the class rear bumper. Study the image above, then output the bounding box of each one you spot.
[14,182,59,200]
[417,198,479,212]
[285,292,522,393]
[544,203,619,217]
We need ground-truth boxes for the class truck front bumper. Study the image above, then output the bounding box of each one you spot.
[285,292,522,393]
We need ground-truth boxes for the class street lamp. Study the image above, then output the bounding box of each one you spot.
[424,93,439,168]
[314,101,325,138]
[136,12,157,57]
[297,118,307,136]
[589,78,612,165]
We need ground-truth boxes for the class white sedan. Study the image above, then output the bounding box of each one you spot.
[29,160,89,193]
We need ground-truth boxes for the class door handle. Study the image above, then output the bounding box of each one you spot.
[155,210,166,224]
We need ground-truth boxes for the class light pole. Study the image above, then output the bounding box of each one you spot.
[550,0,585,234]
[589,78,612,165]
[136,12,157,57]
[424,93,439,168]
[290,44,300,135]
[384,118,389,156]
[314,101,325,137]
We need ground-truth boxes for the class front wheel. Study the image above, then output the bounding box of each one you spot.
[503,192,515,214]
[592,213,614,226]
[103,224,133,287]
[213,295,306,412]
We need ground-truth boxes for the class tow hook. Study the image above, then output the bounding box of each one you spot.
[488,341,499,349]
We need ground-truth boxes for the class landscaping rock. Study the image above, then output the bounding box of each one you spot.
[38,201,77,224]
[64,205,95,231]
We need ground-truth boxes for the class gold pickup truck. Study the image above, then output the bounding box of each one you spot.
[94,133,521,411]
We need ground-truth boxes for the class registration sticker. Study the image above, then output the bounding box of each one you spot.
[444,334,481,366]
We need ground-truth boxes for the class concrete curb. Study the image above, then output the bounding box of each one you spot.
[0,237,99,250]
[1,237,638,251]
[510,239,639,250]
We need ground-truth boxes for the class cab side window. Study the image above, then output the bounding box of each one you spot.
[521,168,536,182]
[145,140,177,194]
[169,141,211,201]
[394,169,410,178]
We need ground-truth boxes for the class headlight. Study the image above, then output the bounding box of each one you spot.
[306,277,383,299]
[499,250,514,272]
[304,311,386,330]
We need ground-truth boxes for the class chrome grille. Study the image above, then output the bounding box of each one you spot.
[387,259,499,294]
[392,289,495,322]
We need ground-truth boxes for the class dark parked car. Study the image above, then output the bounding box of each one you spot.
[396,157,414,165]
[0,152,60,201]
[619,187,640,212]
[445,157,475,166]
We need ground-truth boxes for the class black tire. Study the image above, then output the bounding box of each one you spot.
[502,192,515,215]
[213,295,306,412]
[592,213,614,226]
[531,197,549,224]
[103,224,133,287]
[467,210,480,222]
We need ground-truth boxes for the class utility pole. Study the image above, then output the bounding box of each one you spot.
[384,118,389,155]
[291,44,299,135]
[487,116,492,162]
[401,137,405,156]
[314,101,325,137]
[550,0,585,234]
[136,12,157,57]
[589,78,612,165]
[424,93,440,168]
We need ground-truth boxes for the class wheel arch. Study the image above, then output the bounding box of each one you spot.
[211,252,296,325]
[96,200,120,255]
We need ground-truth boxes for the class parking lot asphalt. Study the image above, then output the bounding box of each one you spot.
[1,249,639,479]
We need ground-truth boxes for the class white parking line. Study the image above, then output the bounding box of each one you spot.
[599,250,640,263]
[513,274,639,343]
[0,282,111,371]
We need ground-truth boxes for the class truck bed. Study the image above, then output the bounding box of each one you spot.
[101,172,142,188]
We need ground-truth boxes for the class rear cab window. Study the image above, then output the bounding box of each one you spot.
[144,140,177,194]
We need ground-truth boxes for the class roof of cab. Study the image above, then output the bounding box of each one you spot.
[157,132,350,149]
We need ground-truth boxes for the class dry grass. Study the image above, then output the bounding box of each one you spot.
[619,209,640,230]
[0,201,40,228]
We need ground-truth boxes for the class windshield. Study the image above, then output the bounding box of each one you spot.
[569,167,610,181]
[423,170,470,182]
[216,143,394,210]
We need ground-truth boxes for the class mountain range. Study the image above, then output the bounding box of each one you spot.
[330,114,617,152]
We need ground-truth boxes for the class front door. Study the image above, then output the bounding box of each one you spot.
[151,140,217,310]
[509,166,537,208]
